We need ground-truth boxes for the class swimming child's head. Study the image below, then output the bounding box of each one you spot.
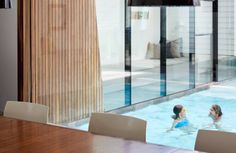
[172,105,186,119]
[209,104,222,121]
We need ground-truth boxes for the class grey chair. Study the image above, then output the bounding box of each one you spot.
[88,112,147,142]
[4,101,49,124]
[195,129,236,153]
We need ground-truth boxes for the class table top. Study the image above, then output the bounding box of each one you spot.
[0,116,203,153]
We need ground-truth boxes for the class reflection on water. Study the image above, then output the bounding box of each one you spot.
[77,82,236,150]
[124,85,236,150]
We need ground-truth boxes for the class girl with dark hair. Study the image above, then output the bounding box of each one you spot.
[172,105,184,120]
[168,105,190,131]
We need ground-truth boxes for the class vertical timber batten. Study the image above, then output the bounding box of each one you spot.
[18,0,103,124]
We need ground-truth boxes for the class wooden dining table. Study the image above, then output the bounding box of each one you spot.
[0,116,204,153]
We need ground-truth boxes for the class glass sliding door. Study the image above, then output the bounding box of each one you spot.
[96,0,218,111]
[96,0,126,111]
[166,7,191,94]
[131,7,161,103]
[218,0,236,81]
[195,1,213,85]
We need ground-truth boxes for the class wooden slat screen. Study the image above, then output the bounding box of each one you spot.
[18,0,31,102]
[19,0,103,123]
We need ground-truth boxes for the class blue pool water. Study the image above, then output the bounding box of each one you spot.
[77,82,236,150]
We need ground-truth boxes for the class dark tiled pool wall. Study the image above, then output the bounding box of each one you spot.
[67,83,211,127]
[109,83,211,115]
[66,79,236,127]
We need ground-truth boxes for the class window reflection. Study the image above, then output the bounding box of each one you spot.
[131,7,161,103]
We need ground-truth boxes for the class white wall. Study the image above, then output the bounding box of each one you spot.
[234,0,236,56]
[96,0,125,66]
[195,1,213,55]
[131,3,213,60]
[0,0,17,113]
[97,3,161,63]
[97,0,236,65]
[218,0,234,56]
[131,7,160,60]
[167,7,189,54]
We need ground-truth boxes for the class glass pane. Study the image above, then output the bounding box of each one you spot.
[131,7,161,103]
[96,0,126,111]
[166,7,190,94]
[195,1,213,85]
[218,0,236,80]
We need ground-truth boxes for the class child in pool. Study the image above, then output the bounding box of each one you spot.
[208,104,223,130]
[170,105,189,129]
[209,104,223,122]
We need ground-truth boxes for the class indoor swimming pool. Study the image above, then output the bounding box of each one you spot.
[77,81,236,150]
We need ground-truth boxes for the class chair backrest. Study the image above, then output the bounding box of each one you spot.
[4,101,49,124]
[88,112,147,142]
[195,129,236,153]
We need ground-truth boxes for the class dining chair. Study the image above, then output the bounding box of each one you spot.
[88,112,147,142]
[195,129,236,153]
[4,101,49,124]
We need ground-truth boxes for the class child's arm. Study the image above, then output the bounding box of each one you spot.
[166,120,177,132]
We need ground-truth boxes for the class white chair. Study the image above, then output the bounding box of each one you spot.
[195,129,236,153]
[4,101,49,124]
[88,112,147,142]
